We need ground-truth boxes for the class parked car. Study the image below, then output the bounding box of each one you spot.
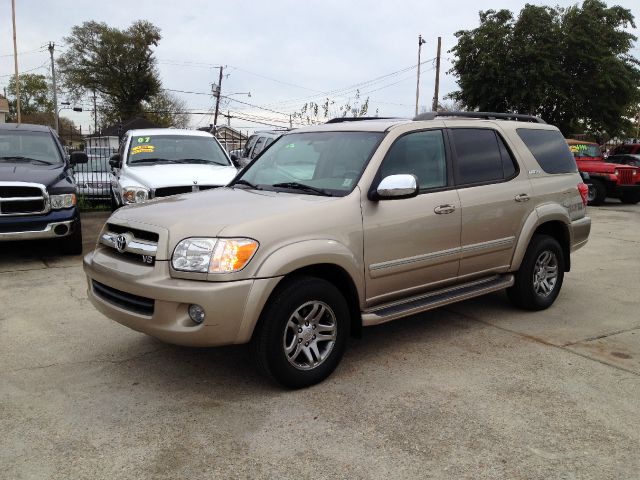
[606,154,640,167]
[230,130,287,168]
[609,143,640,156]
[0,123,86,254]
[566,139,640,205]
[74,155,111,201]
[84,112,591,388]
[109,129,238,209]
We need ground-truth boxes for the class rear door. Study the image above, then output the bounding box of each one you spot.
[448,125,534,279]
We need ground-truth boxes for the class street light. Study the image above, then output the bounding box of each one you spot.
[57,103,83,121]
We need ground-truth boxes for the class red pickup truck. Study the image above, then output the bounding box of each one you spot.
[566,139,640,205]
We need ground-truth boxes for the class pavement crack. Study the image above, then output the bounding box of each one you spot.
[445,307,640,378]
[0,347,168,375]
[561,325,640,347]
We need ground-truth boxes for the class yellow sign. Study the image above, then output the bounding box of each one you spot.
[131,145,155,155]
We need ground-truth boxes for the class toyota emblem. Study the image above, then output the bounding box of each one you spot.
[115,234,127,252]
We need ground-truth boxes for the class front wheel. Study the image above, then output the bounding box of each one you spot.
[252,276,350,388]
[508,235,565,310]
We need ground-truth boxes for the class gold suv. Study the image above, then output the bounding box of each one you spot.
[84,112,591,388]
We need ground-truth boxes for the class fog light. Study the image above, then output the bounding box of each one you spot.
[188,304,205,324]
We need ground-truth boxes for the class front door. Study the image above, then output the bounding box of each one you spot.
[362,129,462,306]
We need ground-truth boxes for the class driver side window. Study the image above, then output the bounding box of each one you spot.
[380,130,447,190]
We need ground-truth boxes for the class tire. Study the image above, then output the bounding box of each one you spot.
[508,235,564,311]
[619,191,640,205]
[587,179,606,206]
[60,217,83,255]
[251,276,350,389]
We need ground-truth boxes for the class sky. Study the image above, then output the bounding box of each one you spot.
[1,0,639,135]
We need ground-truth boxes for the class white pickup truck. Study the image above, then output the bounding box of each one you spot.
[109,128,238,208]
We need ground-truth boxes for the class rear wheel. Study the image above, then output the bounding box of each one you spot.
[508,235,564,310]
[252,276,350,389]
[619,191,640,204]
[587,179,606,206]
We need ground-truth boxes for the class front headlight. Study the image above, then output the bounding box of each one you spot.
[50,193,76,209]
[122,186,149,204]
[172,237,259,273]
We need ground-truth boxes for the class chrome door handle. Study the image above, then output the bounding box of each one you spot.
[515,193,530,202]
[434,204,456,214]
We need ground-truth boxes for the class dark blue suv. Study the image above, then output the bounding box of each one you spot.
[0,123,87,254]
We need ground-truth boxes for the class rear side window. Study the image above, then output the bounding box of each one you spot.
[450,128,515,185]
[517,129,577,174]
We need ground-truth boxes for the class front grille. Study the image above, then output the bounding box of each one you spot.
[92,280,155,316]
[0,186,42,197]
[106,223,159,243]
[0,182,47,216]
[617,169,634,185]
[153,185,219,198]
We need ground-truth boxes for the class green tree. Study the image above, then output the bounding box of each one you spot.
[449,0,640,136]
[143,91,190,128]
[7,73,53,117]
[57,20,162,124]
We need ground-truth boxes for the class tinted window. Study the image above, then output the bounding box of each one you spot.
[517,129,577,174]
[252,137,266,158]
[380,130,447,189]
[0,131,63,165]
[451,129,503,184]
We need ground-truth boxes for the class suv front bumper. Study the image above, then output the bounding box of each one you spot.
[0,208,79,241]
[83,248,282,347]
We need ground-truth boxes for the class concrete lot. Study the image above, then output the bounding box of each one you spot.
[1,204,639,479]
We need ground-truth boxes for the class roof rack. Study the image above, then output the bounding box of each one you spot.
[413,111,546,124]
[325,116,404,124]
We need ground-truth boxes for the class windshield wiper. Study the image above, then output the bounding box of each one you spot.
[232,179,262,190]
[175,158,229,166]
[0,156,51,165]
[271,182,333,196]
[129,158,177,164]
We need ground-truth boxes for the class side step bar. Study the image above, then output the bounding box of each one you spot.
[361,274,514,326]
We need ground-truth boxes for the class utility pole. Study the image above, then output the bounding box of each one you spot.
[92,90,97,134]
[227,110,231,126]
[432,36,442,112]
[289,114,293,128]
[11,0,21,123]
[414,35,426,117]
[49,42,59,133]
[213,66,223,129]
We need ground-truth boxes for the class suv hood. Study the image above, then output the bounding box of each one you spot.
[122,163,237,189]
[0,162,67,186]
[112,186,338,245]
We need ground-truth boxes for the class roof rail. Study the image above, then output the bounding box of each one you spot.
[325,116,404,124]
[413,111,546,124]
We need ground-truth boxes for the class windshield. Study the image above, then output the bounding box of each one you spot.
[127,134,230,166]
[234,131,383,196]
[0,131,63,165]
[569,143,601,158]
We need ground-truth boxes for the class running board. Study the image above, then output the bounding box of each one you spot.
[361,274,514,326]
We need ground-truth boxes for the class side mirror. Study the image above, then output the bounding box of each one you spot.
[230,153,238,162]
[373,174,418,200]
[109,153,122,169]
[70,151,88,165]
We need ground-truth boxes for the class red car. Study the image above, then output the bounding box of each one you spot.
[566,139,640,205]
